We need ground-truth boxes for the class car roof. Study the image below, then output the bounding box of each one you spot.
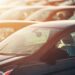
[28,20,75,30]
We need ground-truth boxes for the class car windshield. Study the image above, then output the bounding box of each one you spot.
[0,25,55,56]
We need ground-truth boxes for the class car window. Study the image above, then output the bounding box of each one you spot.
[0,27,51,55]
[56,31,75,57]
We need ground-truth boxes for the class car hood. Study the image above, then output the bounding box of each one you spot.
[0,55,25,66]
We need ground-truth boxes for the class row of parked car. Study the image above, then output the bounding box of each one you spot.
[0,6,74,20]
[0,0,75,75]
[0,0,75,6]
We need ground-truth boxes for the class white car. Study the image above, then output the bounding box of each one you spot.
[0,20,75,75]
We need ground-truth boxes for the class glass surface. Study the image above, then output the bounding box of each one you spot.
[0,26,54,56]
[57,32,75,56]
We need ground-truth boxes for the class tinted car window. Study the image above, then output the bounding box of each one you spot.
[57,31,75,57]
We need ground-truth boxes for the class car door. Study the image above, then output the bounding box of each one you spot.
[44,27,75,75]
[10,26,75,75]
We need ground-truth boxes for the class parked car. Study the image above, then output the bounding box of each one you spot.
[26,7,75,21]
[0,7,40,20]
[0,0,74,6]
[26,0,75,6]
[0,20,75,75]
[0,6,75,21]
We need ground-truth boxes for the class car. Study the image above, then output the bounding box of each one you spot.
[0,20,75,75]
[24,0,74,6]
[26,6,75,21]
[0,6,75,21]
[0,7,40,20]
[0,0,74,6]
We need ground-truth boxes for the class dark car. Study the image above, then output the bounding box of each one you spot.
[0,20,75,75]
